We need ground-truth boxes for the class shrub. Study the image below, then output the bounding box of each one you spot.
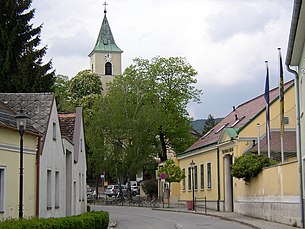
[0,211,109,229]
[230,153,277,182]
[142,179,158,198]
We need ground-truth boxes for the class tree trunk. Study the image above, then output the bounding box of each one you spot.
[159,130,167,162]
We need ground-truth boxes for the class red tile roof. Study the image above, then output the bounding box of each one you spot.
[58,113,76,143]
[181,80,294,154]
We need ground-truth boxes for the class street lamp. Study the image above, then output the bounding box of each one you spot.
[190,160,195,211]
[15,110,28,219]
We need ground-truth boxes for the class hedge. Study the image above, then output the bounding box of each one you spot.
[0,211,109,229]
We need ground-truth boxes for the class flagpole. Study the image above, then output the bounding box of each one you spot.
[278,48,285,163]
[265,61,271,158]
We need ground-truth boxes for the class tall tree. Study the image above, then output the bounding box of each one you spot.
[124,57,201,161]
[202,114,216,135]
[85,56,201,181]
[0,0,54,92]
[53,74,72,112]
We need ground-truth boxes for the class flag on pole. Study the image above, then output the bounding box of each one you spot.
[279,48,285,136]
[278,48,284,162]
[264,61,271,158]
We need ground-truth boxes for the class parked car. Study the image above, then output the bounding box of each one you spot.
[105,184,127,197]
[126,181,139,196]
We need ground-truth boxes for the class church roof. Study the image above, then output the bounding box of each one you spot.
[89,11,122,56]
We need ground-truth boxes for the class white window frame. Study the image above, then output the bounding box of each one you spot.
[47,169,52,210]
[0,167,6,213]
[52,122,56,140]
[207,162,212,190]
[182,168,186,191]
[55,171,59,209]
[194,165,198,190]
[79,173,82,201]
[200,163,204,190]
[188,167,191,191]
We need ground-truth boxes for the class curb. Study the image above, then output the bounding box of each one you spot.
[153,208,260,229]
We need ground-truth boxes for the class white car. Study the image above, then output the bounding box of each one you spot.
[126,181,139,196]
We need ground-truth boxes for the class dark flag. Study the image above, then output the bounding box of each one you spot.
[264,61,271,158]
[278,48,284,162]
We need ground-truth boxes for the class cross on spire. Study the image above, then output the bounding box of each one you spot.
[103,2,108,14]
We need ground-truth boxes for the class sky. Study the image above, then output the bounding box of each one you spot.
[31,0,295,120]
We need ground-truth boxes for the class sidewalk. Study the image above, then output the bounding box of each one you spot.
[153,206,298,229]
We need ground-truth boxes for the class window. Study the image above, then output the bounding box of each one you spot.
[82,174,85,201]
[55,171,59,209]
[53,122,56,140]
[215,123,228,134]
[182,169,185,191]
[231,116,245,127]
[194,166,198,190]
[47,170,52,209]
[79,173,82,201]
[200,164,204,190]
[207,162,212,189]
[80,139,83,152]
[188,167,191,191]
[0,168,5,213]
[105,62,112,75]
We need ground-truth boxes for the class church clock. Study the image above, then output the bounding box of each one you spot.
[104,53,112,62]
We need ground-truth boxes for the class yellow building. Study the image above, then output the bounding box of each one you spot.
[177,80,299,225]
[0,102,40,220]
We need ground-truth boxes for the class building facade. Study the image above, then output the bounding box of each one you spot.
[0,93,87,219]
[177,81,300,225]
[0,102,40,220]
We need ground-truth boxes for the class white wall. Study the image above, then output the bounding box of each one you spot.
[39,100,66,218]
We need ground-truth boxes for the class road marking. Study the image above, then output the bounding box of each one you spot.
[175,223,183,229]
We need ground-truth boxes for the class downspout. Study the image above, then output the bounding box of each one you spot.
[217,148,220,211]
[286,65,304,228]
[36,136,41,217]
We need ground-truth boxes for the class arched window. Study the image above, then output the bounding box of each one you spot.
[105,62,112,75]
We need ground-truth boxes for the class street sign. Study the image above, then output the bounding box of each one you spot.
[160,173,166,180]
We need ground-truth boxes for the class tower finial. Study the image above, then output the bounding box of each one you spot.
[103,2,108,14]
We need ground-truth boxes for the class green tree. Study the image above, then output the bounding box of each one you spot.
[158,159,184,206]
[0,0,54,92]
[69,70,103,100]
[158,159,185,184]
[85,74,160,180]
[85,56,201,182]
[124,57,201,162]
[202,114,216,135]
[53,74,72,112]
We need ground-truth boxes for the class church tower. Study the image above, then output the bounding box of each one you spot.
[88,3,123,94]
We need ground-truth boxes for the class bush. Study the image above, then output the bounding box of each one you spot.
[142,179,158,198]
[0,211,109,229]
[230,153,277,182]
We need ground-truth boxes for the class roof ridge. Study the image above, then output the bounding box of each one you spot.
[236,79,294,109]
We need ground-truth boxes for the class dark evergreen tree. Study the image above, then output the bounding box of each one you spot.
[202,114,216,135]
[0,0,54,92]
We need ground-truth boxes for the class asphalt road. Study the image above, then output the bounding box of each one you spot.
[91,205,252,229]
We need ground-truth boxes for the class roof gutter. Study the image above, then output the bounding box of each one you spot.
[286,0,302,66]
[286,65,304,229]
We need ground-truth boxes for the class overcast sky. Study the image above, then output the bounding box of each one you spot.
[31,0,295,120]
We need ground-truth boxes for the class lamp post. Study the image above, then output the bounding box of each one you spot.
[190,160,195,211]
[15,110,28,219]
